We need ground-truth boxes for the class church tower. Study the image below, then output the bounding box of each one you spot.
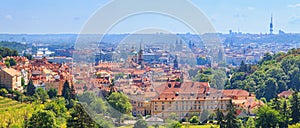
[269,14,273,34]
[173,55,178,69]
[138,43,143,69]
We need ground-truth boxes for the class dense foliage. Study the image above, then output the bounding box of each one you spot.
[26,79,35,96]
[67,103,98,128]
[24,110,58,128]
[0,46,19,59]
[228,48,300,101]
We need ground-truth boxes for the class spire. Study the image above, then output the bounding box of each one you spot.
[174,54,178,69]
[270,14,273,34]
[138,41,143,69]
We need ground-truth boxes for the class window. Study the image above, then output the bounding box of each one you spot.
[162,105,165,110]
[162,102,164,104]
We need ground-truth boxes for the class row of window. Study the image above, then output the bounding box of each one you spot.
[154,105,226,111]
[154,101,228,105]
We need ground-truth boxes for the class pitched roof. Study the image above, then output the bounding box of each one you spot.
[278,90,294,98]
[222,89,251,97]
[1,68,21,76]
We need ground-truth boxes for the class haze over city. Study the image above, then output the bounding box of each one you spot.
[1,0,300,34]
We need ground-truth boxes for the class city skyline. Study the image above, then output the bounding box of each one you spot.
[1,0,300,34]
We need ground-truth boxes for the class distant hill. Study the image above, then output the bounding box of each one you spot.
[0,41,26,53]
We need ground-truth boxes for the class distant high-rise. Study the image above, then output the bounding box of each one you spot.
[269,14,273,34]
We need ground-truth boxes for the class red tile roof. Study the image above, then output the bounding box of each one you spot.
[278,90,294,98]
[222,89,252,97]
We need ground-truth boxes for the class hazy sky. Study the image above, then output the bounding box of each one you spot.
[1,0,300,34]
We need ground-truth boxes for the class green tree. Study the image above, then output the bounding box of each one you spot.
[24,53,33,60]
[211,70,227,89]
[189,116,199,124]
[288,68,300,91]
[62,80,74,109]
[78,91,96,105]
[260,52,273,64]
[0,88,8,97]
[245,117,255,128]
[133,119,147,128]
[264,78,278,101]
[21,78,25,87]
[281,100,289,128]
[67,103,97,128]
[166,121,182,128]
[25,110,57,128]
[107,92,132,124]
[216,108,224,125]
[8,58,16,66]
[62,80,71,101]
[13,90,25,102]
[256,105,281,128]
[224,101,239,128]
[239,60,247,72]
[44,98,67,126]
[34,88,49,103]
[47,88,58,99]
[44,98,67,118]
[4,61,10,68]
[26,79,35,96]
[290,92,300,124]
[70,84,76,100]
[278,80,287,94]
[136,114,143,120]
[90,98,107,114]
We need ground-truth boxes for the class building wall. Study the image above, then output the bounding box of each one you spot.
[0,73,13,89]
[151,99,230,119]
[131,100,151,116]
[0,71,22,91]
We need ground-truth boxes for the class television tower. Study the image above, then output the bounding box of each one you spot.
[269,14,273,34]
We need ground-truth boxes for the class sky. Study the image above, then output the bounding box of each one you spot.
[1,0,300,34]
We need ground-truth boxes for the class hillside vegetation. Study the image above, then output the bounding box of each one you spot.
[0,41,26,53]
[228,48,300,101]
[0,96,36,127]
